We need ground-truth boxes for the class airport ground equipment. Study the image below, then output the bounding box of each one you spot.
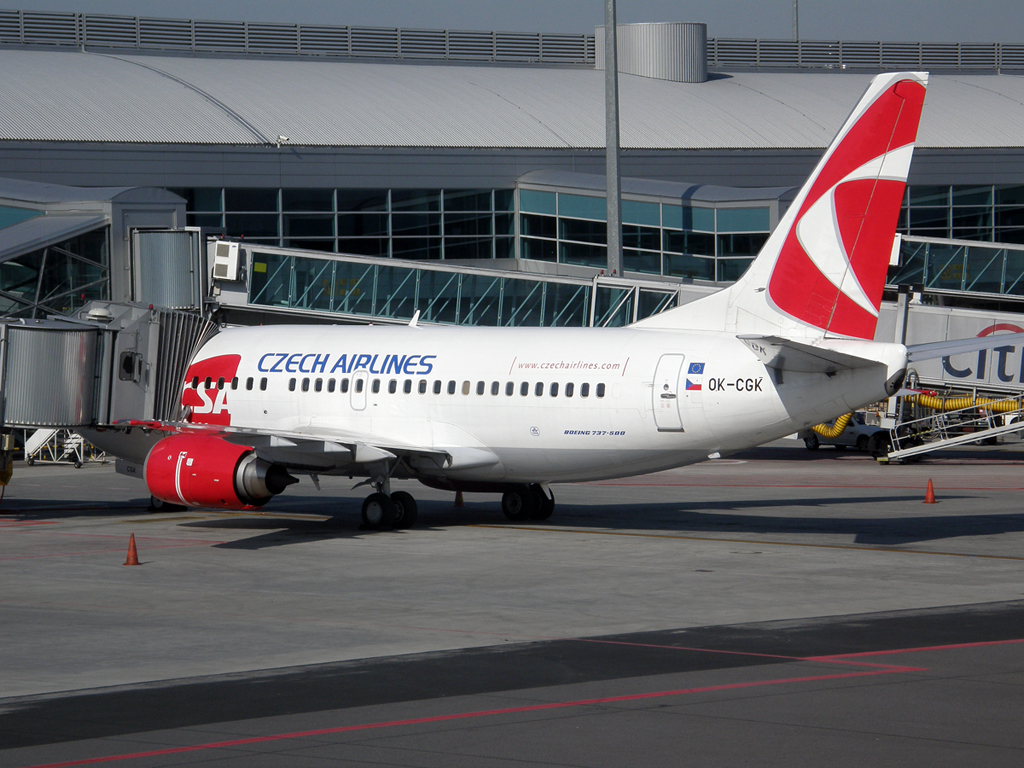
[24,428,104,468]
[886,394,1024,461]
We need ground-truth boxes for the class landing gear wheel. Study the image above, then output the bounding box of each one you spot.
[149,495,185,513]
[856,435,870,452]
[528,484,554,520]
[362,492,396,530]
[390,491,418,529]
[501,485,535,521]
[804,434,820,451]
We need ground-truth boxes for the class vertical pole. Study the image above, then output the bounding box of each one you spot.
[604,0,622,277]
[793,0,799,41]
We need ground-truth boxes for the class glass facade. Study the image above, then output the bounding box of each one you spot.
[898,185,1024,244]
[248,247,678,327]
[892,237,1024,297]
[0,228,110,318]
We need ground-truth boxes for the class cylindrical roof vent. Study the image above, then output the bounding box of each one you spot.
[595,22,707,83]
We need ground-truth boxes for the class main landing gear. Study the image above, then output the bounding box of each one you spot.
[501,483,555,522]
[360,478,418,531]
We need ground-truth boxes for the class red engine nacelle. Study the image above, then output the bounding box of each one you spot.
[145,434,296,510]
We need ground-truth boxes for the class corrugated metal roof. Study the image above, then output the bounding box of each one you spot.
[0,49,1022,149]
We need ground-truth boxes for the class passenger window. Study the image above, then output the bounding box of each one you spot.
[204,377,212,389]
[314,378,323,392]
[462,381,471,395]
[246,376,254,391]
[372,379,381,394]
[404,379,413,394]
[301,378,310,392]
[448,380,456,395]
[433,380,442,394]
[505,381,514,396]
[491,381,499,396]
[476,381,485,395]
[260,377,267,391]
[231,377,239,390]
[191,376,199,389]
[535,382,544,397]
[355,378,364,393]
[520,382,529,396]
[565,382,574,398]
[419,380,427,394]
[341,378,350,393]
[580,383,590,398]
[388,379,397,394]
[550,382,559,397]
[597,383,606,398]
[288,378,296,392]
[217,377,225,390]
[328,379,336,393]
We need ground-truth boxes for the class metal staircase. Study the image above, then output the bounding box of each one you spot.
[886,399,1024,461]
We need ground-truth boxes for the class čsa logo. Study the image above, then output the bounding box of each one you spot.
[182,354,241,426]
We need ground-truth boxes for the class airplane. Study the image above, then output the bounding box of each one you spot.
[86,71,949,529]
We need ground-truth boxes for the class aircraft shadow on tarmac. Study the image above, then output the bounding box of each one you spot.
[175,493,1024,548]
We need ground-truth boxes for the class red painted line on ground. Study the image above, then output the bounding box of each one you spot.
[0,521,58,527]
[17,667,916,768]
[587,481,1024,491]
[808,637,1024,661]
[0,543,224,561]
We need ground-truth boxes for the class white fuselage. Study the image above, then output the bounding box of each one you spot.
[187,323,904,484]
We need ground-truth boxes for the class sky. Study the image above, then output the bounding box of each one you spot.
[10,1,1024,43]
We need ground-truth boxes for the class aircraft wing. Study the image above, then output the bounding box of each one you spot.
[736,335,887,374]
[117,419,499,473]
[906,332,1024,363]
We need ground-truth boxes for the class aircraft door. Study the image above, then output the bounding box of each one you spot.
[652,354,685,432]
[351,371,368,411]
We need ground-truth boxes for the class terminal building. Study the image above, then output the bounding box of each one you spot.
[2,9,1024,373]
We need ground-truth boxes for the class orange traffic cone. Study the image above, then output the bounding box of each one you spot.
[924,479,938,504]
[124,533,140,566]
[454,491,465,508]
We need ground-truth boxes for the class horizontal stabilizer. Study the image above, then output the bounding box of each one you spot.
[907,332,1024,363]
[738,335,886,374]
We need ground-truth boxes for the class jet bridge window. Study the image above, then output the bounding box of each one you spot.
[476,381,485,395]
[372,379,381,394]
[505,382,514,396]
[491,381,499,396]
[596,383,606,398]
[534,382,544,397]
[580,383,590,398]
[388,380,397,394]
[565,383,574,398]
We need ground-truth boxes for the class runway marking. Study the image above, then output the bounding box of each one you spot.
[469,525,1024,561]
[807,637,1024,661]
[15,665,922,768]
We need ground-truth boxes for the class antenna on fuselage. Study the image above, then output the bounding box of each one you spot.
[408,310,421,328]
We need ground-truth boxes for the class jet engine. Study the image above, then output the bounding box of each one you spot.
[145,434,297,510]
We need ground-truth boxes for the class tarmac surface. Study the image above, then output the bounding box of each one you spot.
[1,441,1023,767]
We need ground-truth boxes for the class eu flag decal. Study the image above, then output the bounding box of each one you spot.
[685,379,702,391]
[688,362,705,375]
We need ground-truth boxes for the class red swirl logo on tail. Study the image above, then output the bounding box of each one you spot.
[767,77,927,339]
[182,354,241,426]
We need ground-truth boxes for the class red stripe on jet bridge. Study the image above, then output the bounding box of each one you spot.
[21,667,916,768]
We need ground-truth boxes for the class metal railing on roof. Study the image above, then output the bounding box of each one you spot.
[708,38,1024,71]
[0,9,595,64]
[2,9,1022,71]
